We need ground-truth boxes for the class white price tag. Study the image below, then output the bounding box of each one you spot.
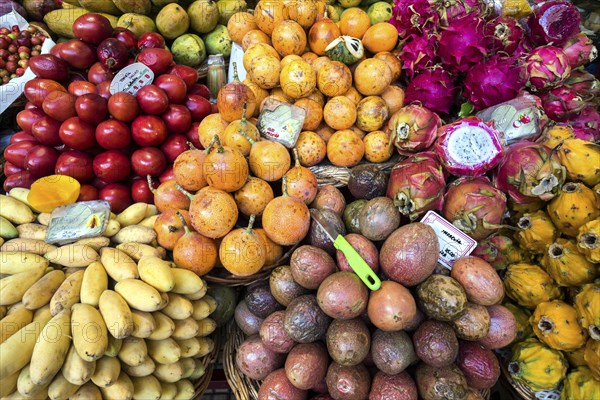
[420,211,478,269]
[109,62,154,95]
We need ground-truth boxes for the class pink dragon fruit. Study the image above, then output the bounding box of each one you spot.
[434,116,505,177]
[540,86,586,122]
[471,234,532,270]
[568,106,600,142]
[494,141,567,203]
[404,68,458,114]
[484,16,524,55]
[563,69,600,103]
[388,104,442,155]
[525,46,571,92]
[386,151,446,221]
[562,33,599,69]
[438,13,488,74]
[390,0,439,38]
[527,1,582,47]
[399,33,439,78]
[463,55,526,110]
[429,0,489,26]
[442,176,508,240]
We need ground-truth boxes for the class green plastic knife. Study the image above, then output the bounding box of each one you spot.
[310,208,381,291]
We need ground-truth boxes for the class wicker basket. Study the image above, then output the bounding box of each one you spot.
[224,322,492,400]
[193,328,224,399]
[309,154,403,188]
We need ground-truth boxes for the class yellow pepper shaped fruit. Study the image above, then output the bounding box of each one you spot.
[508,338,568,392]
[558,138,600,186]
[547,182,600,237]
[577,218,600,263]
[515,210,559,254]
[574,284,600,341]
[531,300,587,351]
[560,366,600,400]
[541,238,597,287]
[504,302,534,342]
[540,124,575,149]
[584,338,600,380]
[504,263,563,309]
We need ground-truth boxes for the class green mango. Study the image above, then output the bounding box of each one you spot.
[171,34,207,67]
[367,1,393,24]
[188,0,220,34]
[117,13,156,38]
[156,3,190,39]
[202,24,232,57]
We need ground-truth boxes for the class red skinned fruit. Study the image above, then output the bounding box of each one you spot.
[88,62,115,84]
[31,116,62,146]
[75,93,109,125]
[68,81,97,96]
[55,150,94,183]
[24,79,67,107]
[527,1,581,47]
[137,48,173,75]
[16,109,45,133]
[78,184,99,201]
[388,104,442,155]
[161,134,189,162]
[456,341,501,390]
[42,91,77,122]
[28,54,69,81]
[10,132,36,144]
[137,32,166,50]
[131,147,167,177]
[136,84,169,115]
[72,13,113,45]
[107,92,139,122]
[24,145,59,178]
[185,95,212,122]
[155,74,187,103]
[4,140,38,169]
[168,65,198,89]
[187,83,211,99]
[112,27,137,50]
[4,171,35,191]
[131,178,157,203]
[95,119,132,150]
[131,115,168,146]
[93,150,131,183]
[97,38,129,71]
[186,122,202,149]
[59,117,96,151]
[57,39,96,69]
[99,183,132,212]
[162,104,192,134]
[4,161,22,176]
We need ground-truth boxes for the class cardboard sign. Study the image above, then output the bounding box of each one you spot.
[421,211,478,269]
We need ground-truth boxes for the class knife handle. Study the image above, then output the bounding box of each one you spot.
[334,235,381,291]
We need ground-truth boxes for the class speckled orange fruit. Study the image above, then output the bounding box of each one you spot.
[327,129,365,167]
[310,56,331,73]
[317,61,353,97]
[308,15,341,55]
[302,51,319,64]
[363,130,392,163]
[241,29,272,51]
[373,51,402,81]
[356,95,389,132]
[228,12,258,44]
[343,86,363,105]
[249,140,292,182]
[280,60,317,99]
[362,22,398,53]
[189,186,238,239]
[303,88,325,107]
[272,20,307,56]
[234,177,274,216]
[247,54,281,89]
[339,8,371,39]
[222,116,260,157]
[243,79,270,115]
[203,143,249,192]
[255,228,284,265]
[295,130,327,166]
[173,228,218,276]
[294,98,323,131]
[198,114,230,148]
[381,85,405,114]
[243,43,280,71]
[270,87,294,102]
[255,0,288,35]
[323,95,357,130]
[315,123,335,143]
[262,178,311,245]
[287,0,318,29]
[260,95,290,112]
[284,151,318,204]
[219,219,266,277]
[354,58,392,96]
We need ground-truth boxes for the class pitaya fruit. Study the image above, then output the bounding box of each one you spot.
[404,68,458,114]
[390,0,439,38]
[442,176,508,240]
[463,55,526,110]
[388,104,442,155]
[563,69,600,103]
[527,0,582,47]
[568,107,600,142]
[525,46,571,91]
[562,33,599,69]
[386,151,446,221]
[540,86,586,122]
[399,33,439,78]
[484,16,525,55]
[434,116,505,177]
[438,13,488,74]
[429,0,489,26]
[494,141,567,203]
[472,234,532,270]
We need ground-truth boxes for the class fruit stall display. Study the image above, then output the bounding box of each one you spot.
[0,0,599,399]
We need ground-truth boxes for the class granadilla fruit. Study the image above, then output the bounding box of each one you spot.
[386,151,446,221]
[538,124,576,149]
[494,141,566,203]
[541,238,596,287]
[562,33,599,69]
[557,138,600,186]
[484,16,524,55]
[399,33,439,78]
[525,46,571,92]
[514,210,559,254]
[390,0,439,38]
[430,0,488,26]
[404,68,458,114]
[577,218,600,263]
[463,55,526,110]
[472,234,531,270]
[438,13,488,74]
[434,116,504,176]
[563,70,600,103]
[527,1,582,47]
[547,182,600,237]
[442,176,507,240]
[388,104,442,155]
[568,107,600,142]
[540,86,587,122]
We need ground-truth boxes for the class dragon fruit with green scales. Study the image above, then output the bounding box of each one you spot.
[472,234,532,270]
[429,0,489,26]
[494,141,566,203]
[386,151,446,221]
[389,104,442,155]
[525,46,571,92]
[390,0,439,38]
[437,12,488,74]
[442,176,508,240]
[433,116,505,177]
[540,86,586,122]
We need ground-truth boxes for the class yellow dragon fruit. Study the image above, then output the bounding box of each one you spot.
[531,300,587,351]
[584,338,600,379]
[540,238,597,287]
[508,338,568,392]
[514,210,559,253]
[547,182,600,237]
[560,367,600,400]
[539,124,576,149]
[504,263,563,309]
[558,138,600,186]
[574,284,600,341]
[504,302,534,342]
[577,218,600,263]
[564,346,588,368]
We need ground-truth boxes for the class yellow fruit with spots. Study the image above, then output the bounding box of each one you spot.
[354,58,392,95]
[323,96,356,130]
[248,55,281,90]
[343,86,363,105]
[198,114,229,148]
[242,29,272,51]
[280,60,317,99]
[327,129,365,167]
[271,20,307,56]
[227,12,257,44]
[243,43,280,71]
[295,131,327,167]
[356,96,389,132]
[547,182,599,237]
[381,85,405,114]
[254,0,288,35]
[317,60,352,97]
[363,130,392,163]
[361,22,398,53]
[294,98,323,131]
[303,89,325,107]
[234,177,275,216]
[281,54,304,69]
[243,79,269,115]
[373,51,402,81]
[339,8,371,39]
[287,0,318,28]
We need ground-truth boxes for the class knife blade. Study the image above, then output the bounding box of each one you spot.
[310,208,381,291]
